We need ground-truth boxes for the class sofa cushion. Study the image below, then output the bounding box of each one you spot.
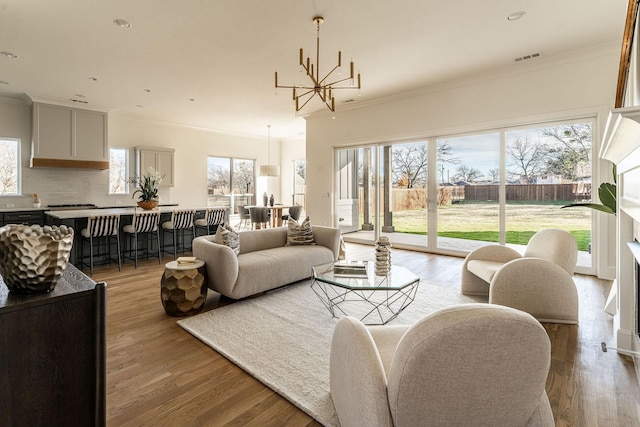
[231,245,335,299]
[214,223,240,255]
[286,216,316,246]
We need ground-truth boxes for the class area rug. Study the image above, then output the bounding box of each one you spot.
[177,281,483,426]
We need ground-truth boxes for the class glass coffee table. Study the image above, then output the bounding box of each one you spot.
[311,261,420,325]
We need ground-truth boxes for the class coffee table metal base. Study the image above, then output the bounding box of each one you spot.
[311,279,419,325]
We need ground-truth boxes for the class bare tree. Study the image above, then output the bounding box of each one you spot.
[109,149,127,193]
[454,164,483,183]
[391,141,461,188]
[506,137,548,183]
[232,160,254,194]
[542,124,592,180]
[392,143,428,188]
[0,141,17,194]
[207,161,230,195]
[487,168,500,182]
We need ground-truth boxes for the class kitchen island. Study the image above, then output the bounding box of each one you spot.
[46,206,210,268]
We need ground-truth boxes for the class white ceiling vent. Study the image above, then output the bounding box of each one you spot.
[514,52,541,62]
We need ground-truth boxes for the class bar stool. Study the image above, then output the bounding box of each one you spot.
[162,209,196,258]
[195,207,227,236]
[249,206,269,229]
[80,214,121,276]
[123,210,161,268]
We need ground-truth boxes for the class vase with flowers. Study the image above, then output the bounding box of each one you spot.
[128,167,163,210]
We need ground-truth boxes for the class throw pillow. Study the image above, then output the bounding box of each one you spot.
[214,222,240,255]
[286,216,316,246]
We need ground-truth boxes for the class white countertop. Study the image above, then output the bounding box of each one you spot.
[45,206,208,220]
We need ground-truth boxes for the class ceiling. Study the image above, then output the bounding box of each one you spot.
[0,0,629,139]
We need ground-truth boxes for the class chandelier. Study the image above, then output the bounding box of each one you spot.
[275,16,361,112]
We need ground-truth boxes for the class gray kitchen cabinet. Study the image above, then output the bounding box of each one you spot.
[31,102,109,169]
[3,211,45,226]
[135,146,175,187]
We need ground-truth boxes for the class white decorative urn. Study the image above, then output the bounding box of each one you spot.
[0,224,74,293]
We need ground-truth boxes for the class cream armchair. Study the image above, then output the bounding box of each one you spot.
[461,228,579,324]
[330,304,554,427]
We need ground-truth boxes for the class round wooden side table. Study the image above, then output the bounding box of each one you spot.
[161,259,207,316]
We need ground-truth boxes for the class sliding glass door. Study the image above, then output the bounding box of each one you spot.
[336,117,594,270]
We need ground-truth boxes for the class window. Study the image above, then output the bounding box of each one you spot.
[336,117,595,271]
[109,148,128,195]
[0,138,19,196]
[207,156,255,212]
[293,159,306,207]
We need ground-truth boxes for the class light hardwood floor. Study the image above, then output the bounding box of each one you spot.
[93,243,640,426]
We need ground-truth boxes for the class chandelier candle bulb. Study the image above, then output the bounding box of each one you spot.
[338,51,342,66]
[300,48,303,65]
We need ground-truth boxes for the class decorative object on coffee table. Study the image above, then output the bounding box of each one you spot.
[375,236,392,275]
[161,258,207,316]
[0,224,74,293]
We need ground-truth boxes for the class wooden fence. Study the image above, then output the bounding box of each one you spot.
[359,183,591,211]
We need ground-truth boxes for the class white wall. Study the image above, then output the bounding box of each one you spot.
[279,135,306,205]
[0,99,284,209]
[108,114,282,207]
[304,44,620,279]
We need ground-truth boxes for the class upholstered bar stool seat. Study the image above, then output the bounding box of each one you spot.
[195,207,227,236]
[123,210,161,268]
[80,214,121,276]
[162,209,196,259]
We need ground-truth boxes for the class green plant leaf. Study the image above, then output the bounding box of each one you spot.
[598,182,616,213]
[561,203,615,214]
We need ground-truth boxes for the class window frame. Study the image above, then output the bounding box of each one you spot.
[0,137,21,197]
[108,147,129,195]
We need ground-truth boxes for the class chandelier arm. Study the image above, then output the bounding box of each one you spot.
[297,93,317,111]
[276,84,316,90]
[325,74,361,88]
[318,66,341,85]
[296,88,316,98]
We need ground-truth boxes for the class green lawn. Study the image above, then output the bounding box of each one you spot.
[376,202,592,251]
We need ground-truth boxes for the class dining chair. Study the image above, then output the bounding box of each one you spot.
[249,206,270,229]
[80,214,121,276]
[122,210,161,268]
[236,205,251,230]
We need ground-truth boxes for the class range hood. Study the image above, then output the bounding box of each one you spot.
[29,99,109,170]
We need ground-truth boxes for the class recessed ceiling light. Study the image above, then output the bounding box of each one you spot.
[136,105,144,108]
[89,77,98,81]
[113,18,131,28]
[188,98,195,102]
[144,88,151,93]
[0,80,9,85]
[507,11,526,21]
[1,51,17,59]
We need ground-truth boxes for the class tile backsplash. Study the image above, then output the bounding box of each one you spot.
[3,167,169,208]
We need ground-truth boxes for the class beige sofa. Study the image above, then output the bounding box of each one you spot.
[193,225,340,299]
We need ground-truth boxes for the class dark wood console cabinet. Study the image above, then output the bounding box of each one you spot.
[0,265,106,427]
